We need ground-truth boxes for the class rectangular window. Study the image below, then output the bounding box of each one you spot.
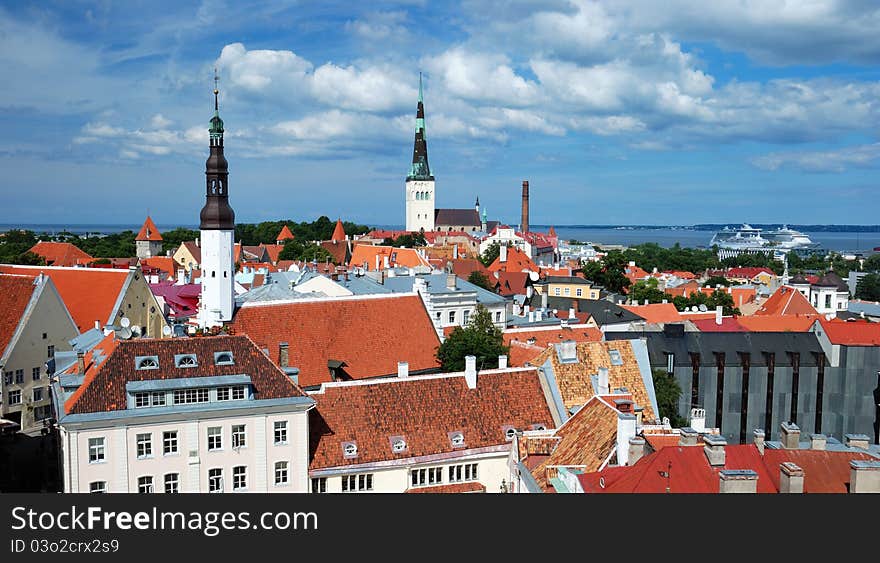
[463,310,470,325]
[217,386,246,401]
[173,388,209,405]
[232,386,245,400]
[151,392,165,406]
[358,473,373,491]
[8,390,21,405]
[609,349,623,365]
[274,421,288,445]
[231,424,246,449]
[135,392,165,408]
[89,481,106,494]
[47,345,55,358]
[232,466,247,491]
[428,467,442,485]
[137,476,153,494]
[207,427,222,451]
[495,311,502,322]
[32,367,41,381]
[449,463,478,483]
[136,433,152,459]
[88,437,105,463]
[311,477,327,493]
[3,371,11,385]
[554,288,561,296]
[412,468,441,488]
[824,295,832,309]
[164,473,179,494]
[564,287,570,296]
[33,387,43,402]
[274,461,289,486]
[217,387,230,401]
[163,431,178,455]
[435,312,441,321]
[411,468,425,487]
[576,288,583,297]
[342,474,373,492]
[208,468,223,493]
[14,369,24,384]
[448,311,455,323]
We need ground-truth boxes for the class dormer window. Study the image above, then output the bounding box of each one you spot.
[449,431,465,448]
[391,437,407,453]
[608,349,623,366]
[135,356,159,370]
[342,442,358,459]
[175,354,198,368]
[214,352,234,365]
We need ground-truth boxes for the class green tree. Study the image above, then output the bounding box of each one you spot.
[582,251,631,294]
[628,277,667,304]
[652,369,686,427]
[161,227,200,254]
[436,305,508,372]
[863,254,880,272]
[703,275,731,287]
[278,240,333,262]
[855,273,880,301]
[467,271,492,290]
[479,241,500,267]
[384,233,427,248]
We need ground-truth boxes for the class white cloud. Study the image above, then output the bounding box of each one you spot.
[751,143,880,172]
[151,114,173,129]
[424,48,541,106]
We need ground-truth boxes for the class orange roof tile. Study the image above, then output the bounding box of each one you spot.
[0,274,38,356]
[488,246,537,274]
[492,271,530,297]
[135,216,163,242]
[308,368,554,470]
[139,256,177,278]
[737,314,819,332]
[756,286,817,316]
[817,317,880,345]
[27,241,93,267]
[349,244,430,271]
[620,303,683,324]
[330,218,346,243]
[276,225,295,242]
[0,265,128,333]
[62,331,119,412]
[65,335,305,414]
[405,482,486,493]
[259,243,285,264]
[450,258,491,281]
[318,240,349,265]
[503,325,602,366]
[761,449,877,493]
[231,295,441,387]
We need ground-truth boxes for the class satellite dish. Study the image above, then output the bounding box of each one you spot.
[103,327,113,336]
[691,306,699,312]
[162,325,172,337]
[120,317,131,328]
[131,325,142,337]
[529,271,540,282]
[117,327,132,340]
[699,304,708,312]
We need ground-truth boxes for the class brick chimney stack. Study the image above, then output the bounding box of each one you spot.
[521,180,529,234]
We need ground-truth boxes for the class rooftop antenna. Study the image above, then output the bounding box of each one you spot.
[213,67,220,111]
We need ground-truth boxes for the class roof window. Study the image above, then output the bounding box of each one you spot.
[175,354,198,368]
[214,352,234,365]
[342,441,358,459]
[608,349,623,365]
[449,431,465,448]
[503,426,517,441]
[135,356,159,370]
[390,437,407,453]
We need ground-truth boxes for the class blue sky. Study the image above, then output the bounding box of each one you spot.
[1,0,879,227]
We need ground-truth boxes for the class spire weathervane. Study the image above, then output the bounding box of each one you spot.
[213,67,220,110]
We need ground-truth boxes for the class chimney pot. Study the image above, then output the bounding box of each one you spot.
[779,462,805,493]
[780,422,801,449]
[718,469,758,493]
[278,342,289,368]
[703,434,727,466]
[397,361,409,378]
[849,460,880,493]
[447,273,456,289]
[844,434,870,450]
[753,429,765,455]
[715,305,723,325]
[810,433,827,451]
[627,437,646,466]
[679,427,699,446]
[598,367,610,395]
[76,351,85,375]
[464,355,477,389]
[498,355,508,369]
[689,408,706,433]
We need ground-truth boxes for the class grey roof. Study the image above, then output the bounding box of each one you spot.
[335,275,393,295]
[848,300,880,317]
[435,208,481,227]
[126,374,251,392]
[526,295,644,326]
[604,330,825,367]
[538,276,594,285]
[380,273,506,305]
[814,272,848,291]
[789,274,810,285]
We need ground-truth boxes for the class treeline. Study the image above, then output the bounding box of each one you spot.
[235,216,371,246]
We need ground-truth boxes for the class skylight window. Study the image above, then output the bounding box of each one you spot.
[609,349,623,365]
[175,354,198,368]
[449,432,465,448]
[214,352,234,365]
[342,442,358,459]
[391,437,407,453]
[135,356,159,370]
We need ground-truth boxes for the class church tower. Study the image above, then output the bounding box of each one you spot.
[405,73,435,232]
[198,70,236,327]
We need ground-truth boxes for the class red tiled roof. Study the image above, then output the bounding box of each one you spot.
[180,241,201,265]
[330,219,346,243]
[503,325,602,366]
[308,368,554,470]
[450,259,490,281]
[761,449,877,493]
[737,314,819,332]
[135,216,163,242]
[756,286,817,316]
[349,244,430,271]
[693,317,748,332]
[642,433,702,451]
[0,274,38,356]
[139,257,176,278]
[0,265,129,333]
[276,225,295,242]
[259,243,285,264]
[27,242,93,267]
[493,271,530,297]
[319,240,349,265]
[662,270,696,279]
[65,335,306,415]
[620,303,683,324]
[488,247,537,274]
[231,295,441,387]
[817,317,880,345]
[726,267,773,279]
[578,444,778,493]
[405,482,486,493]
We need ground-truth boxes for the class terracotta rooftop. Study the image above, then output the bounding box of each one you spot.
[308,367,554,470]
[0,265,130,334]
[231,294,441,387]
[259,243,285,264]
[532,340,656,421]
[64,335,306,415]
[737,314,819,332]
[762,449,877,493]
[450,258,491,281]
[135,216,163,242]
[330,219,346,243]
[621,303,683,324]
[27,241,93,267]
[756,286,817,316]
[318,240,349,265]
[349,244,430,271]
[816,317,880,346]
[276,225,295,242]
[493,271,530,297]
[488,247,537,274]
[139,256,177,279]
[503,325,602,367]
[0,274,38,357]
[405,482,486,493]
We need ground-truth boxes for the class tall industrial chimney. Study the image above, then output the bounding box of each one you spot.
[521,180,530,234]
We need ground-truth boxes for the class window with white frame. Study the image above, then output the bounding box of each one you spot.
[274,461,289,486]
[576,288,583,297]
[8,390,20,405]
[89,481,106,493]
[134,391,166,408]
[231,425,246,449]
[15,369,23,384]
[342,473,373,492]
[463,309,470,325]
[495,311,502,322]
[410,467,443,488]
[164,473,179,494]
[311,477,326,493]
[564,287,570,296]
[32,366,41,381]
[137,476,154,493]
[554,288,561,296]
[449,463,479,483]
[448,310,455,323]
[207,427,222,451]
[33,387,43,402]
[274,421,288,445]
[231,386,245,400]
[232,466,247,491]
[173,388,209,405]
[88,437,105,463]
[136,433,153,458]
[208,468,223,492]
[163,431,178,455]
[216,385,246,401]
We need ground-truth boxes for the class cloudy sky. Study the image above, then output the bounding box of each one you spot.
[1,1,879,227]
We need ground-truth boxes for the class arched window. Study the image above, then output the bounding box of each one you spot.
[138,358,158,369]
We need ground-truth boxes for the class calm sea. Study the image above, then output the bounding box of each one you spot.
[2,223,878,254]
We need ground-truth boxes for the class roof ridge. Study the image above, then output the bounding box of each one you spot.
[311,366,538,394]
